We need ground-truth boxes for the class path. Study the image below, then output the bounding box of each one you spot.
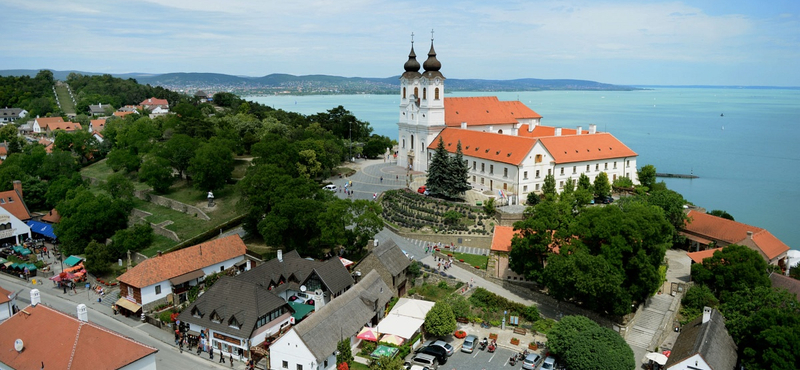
[54,81,76,116]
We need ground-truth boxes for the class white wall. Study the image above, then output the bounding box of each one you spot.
[140,279,171,306]
[119,353,157,370]
[667,354,711,370]
[0,301,12,321]
[270,330,320,370]
[0,208,31,244]
[200,256,244,277]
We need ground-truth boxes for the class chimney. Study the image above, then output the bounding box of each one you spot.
[747,231,754,239]
[702,306,712,324]
[13,180,22,198]
[77,304,88,322]
[277,250,283,262]
[461,122,467,129]
[31,289,41,306]
[555,127,562,136]
[577,126,582,135]
[157,250,162,257]
[589,124,597,134]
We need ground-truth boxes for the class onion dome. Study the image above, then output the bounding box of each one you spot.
[404,45,421,73]
[422,41,441,72]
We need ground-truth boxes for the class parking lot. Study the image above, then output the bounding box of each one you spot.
[408,346,548,370]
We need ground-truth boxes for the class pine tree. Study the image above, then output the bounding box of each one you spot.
[543,174,557,199]
[447,140,472,198]
[425,137,450,197]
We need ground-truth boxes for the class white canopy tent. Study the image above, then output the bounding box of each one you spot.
[375,298,435,339]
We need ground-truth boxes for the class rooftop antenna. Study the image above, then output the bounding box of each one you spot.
[411,32,414,44]
[431,28,434,42]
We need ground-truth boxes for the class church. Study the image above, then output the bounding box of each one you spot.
[396,36,639,203]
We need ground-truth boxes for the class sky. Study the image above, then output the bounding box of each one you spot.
[2,0,799,86]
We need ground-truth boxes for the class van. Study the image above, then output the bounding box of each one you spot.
[323,184,337,191]
[409,353,438,369]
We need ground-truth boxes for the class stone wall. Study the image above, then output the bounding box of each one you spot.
[133,190,210,220]
[386,225,493,249]
[130,209,180,242]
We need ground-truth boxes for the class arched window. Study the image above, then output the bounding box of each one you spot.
[402,139,405,149]
[403,87,406,99]
[498,129,503,134]
[410,135,414,150]
[423,88,427,99]
[435,88,440,100]
[414,87,419,97]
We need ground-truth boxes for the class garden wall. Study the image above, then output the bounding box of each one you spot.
[387,225,493,249]
[133,190,210,221]
[130,209,181,242]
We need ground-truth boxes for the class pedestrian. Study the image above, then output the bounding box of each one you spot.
[396,175,399,180]
[229,353,234,367]
[380,176,383,182]
[219,350,225,363]
[62,282,67,294]
[197,344,202,355]
[179,339,183,353]
[210,348,214,360]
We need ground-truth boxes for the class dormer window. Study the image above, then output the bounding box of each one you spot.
[211,310,222,324]
[229,315,241,329]
[192,306,203,318]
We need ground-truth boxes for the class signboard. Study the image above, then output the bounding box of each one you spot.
[213,332,241,346]
[0,215,10,223]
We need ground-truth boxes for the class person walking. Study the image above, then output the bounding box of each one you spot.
[229,353,234,367]
[219,350,225,363]
[210,348,214,360]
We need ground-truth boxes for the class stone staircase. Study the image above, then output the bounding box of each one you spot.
[626,293,674,350]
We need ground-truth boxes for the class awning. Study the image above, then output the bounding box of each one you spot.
[64,255,84,267]
[288,301,315,321]
[26,220,57,239]
[169,269,205,285]
[376,315,424,339]
[115,298,142,313]
[187,330,201,337]
[235,259,248,267]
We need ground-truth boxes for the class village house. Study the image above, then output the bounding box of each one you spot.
[178,276,294,360]
[45,120,82,136]
[241,249,354,311]
[396,39,638,203]
[490,225,526,281]
[32,116,64,134]
[0,284,17,321]
[0,289,158,369]
[0,107,27,124]
[269,270,392,370]
[116,234,248,313]
[88,103,113,116]
[683,210,790,269]
[0,180,32,245]
[355,238,412,297]
[665,307,737,370]
[140,97,169,110]
[89,118,106,132]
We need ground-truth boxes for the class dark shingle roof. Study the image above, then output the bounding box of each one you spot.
[310,257,354,294]
[178,276,290,338]
[238,250,352,295]
[665,308,737,370]
[292,270,392,362]
[374,239,411,276]
[769,272,800,300]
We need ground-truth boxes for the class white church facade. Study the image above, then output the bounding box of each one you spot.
[396,37,639,202]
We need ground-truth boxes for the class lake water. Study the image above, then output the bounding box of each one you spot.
[246,88,800,250]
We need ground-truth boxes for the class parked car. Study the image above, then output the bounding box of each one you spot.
[404,365,431,370]
[417,345,447,364]
[521,353,542,370]
[409,353,439,369]
[417,186,429,195]
[593,195,613,204]
[431,340,454,356]
[461,335,478,353]
[541,356,556,370]
[324,184,337,191]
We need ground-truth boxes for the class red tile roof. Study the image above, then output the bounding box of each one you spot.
[0,189,31,221]
[684,211,790,260]
[117,234,247,288]
[444,97,541,127]
[140,97,169,107]
[113,111,135,118]
[687,248,723,264]
[0,303,157,369]
[0,285,11,305]
[538,132,638,164]
[42,208,61,223]
[47,121,82,132]
[35,116,64,126]
[491,225,519,252]
[428,128,536,165]
[90,119,106,131]
[517,125,588,138]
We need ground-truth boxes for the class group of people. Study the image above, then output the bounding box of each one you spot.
[435,255,454,271]
[173,327,256,369]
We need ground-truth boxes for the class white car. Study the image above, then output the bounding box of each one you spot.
[323,184,337,191]
[522,353,542,370]
[541,356,556,370]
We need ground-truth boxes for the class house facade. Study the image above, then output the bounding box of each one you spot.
[665,307,737,370]
[32,116,64,134]
[0,284,17,321]
[0,107,27,124]
[396,38,638,203]
[269,270,392,370]
[116,234,247,312]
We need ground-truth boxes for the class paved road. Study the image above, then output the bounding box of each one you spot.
[0,274,245,369]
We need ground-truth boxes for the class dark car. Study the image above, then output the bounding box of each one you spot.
[593,195,614,204]
[417,345,447,365]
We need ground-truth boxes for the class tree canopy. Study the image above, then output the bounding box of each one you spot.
[547,315,634,370]
[424,300,457,337]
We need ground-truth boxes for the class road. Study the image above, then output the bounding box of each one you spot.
[0,275,237,369]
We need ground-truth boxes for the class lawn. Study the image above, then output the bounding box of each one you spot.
[450,251,489,270]
[407,281,458,302]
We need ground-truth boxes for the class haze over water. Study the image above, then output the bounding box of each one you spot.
[247,88,800,250]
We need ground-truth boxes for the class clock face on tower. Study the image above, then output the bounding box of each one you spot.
[434,78,441,86]
[420,77,428,85]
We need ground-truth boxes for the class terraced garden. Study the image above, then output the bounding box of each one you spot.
[380,189,493,235]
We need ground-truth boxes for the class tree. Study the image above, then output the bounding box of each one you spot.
[103,172,134,200]
[368,355,404,370]
[447,141,472,196]
[526,191,540,206]
[106,148,141,173]
[679,284,720,323]
[542,174,556,199]
[425,137,450,198]
[296,149,322,179]
[55,188,132,255]
[482,197,496,217]
[109,223,154,260]
[84,240,112,276]
[159,134,197,179]
[548,315,634,370]
[362,135,392,159]
[593,171,611,197]
[691,244,771,300]
[424,300,456,337]
[45,174,86,208]
[637,164,657,190]
[444,295,472,320]
[708,209,735,221]
[336,338,353,365]
[188,138,235,192]
[139,156,175,193]
[577,173,592,191]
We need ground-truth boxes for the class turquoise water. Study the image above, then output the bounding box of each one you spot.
[247,89,800,250]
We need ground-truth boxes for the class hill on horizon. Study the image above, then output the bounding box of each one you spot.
[0,69,637,94]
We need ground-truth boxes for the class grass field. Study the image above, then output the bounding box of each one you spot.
[450,251,489,270]
[54,83,75,115]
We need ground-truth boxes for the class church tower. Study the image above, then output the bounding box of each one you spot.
[397,31,446,173]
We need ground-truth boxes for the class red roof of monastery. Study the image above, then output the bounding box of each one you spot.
[428,128,536,165]
[684,211,790,260]
[518,125,589,138]
[444,97,541,127]
[537,132,637,164]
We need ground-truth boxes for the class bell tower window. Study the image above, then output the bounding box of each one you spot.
[414,87,419,97]
[403,87,406,99]
[410,135,414,150]
[435,88,440,100]
[423,88,427,99]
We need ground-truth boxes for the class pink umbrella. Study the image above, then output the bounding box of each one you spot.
[379,334,405,346]
[356,327,378,341]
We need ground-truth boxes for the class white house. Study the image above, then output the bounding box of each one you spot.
[665,307,737,370]
[0,285,17,321]
[0,108,27,124]
[116,234,248,313]
[396,37,638,202]
[0,290,158,369]
[269,270,392,370]
[0,181,33,245]
[32,116,64,134]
